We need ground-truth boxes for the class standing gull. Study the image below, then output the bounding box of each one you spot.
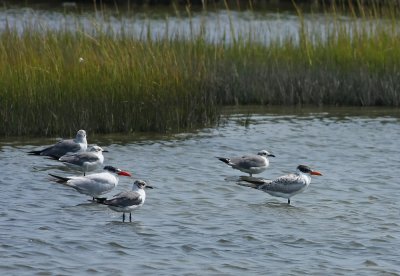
[29,129,87,159]
[238,165,322,204]
[98,180,153,222]
[49,166,132,201]
[217,150,275,176]
[59,145,107,175]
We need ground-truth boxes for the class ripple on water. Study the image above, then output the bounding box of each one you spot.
[1,111,400,275]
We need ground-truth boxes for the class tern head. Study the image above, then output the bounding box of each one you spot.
[258,150,275,158]
[134,180,153,189]
[103,165,132,177]
[297,165,322,176]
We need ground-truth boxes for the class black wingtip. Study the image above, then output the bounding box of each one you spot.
[237,176,267,189]
[216,157,230,164]
[93,197,108,204]
[45,155,60,160]
[48,173,70,183]
[28,150,42,155]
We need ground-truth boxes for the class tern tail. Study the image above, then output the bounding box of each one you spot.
[49,173,70,183]
[237,176,269,189]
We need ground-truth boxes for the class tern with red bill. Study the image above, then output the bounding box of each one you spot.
[49,166,132,201]
[217,150,275,177]
[28,129,87,159]
[238,165,322,204]
[98,180,153,222]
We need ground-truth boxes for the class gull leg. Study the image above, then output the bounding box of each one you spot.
[122,213,125,222]
[288,198,291,205]
[129,213,132,222]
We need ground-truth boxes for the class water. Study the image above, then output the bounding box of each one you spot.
[0,2,384,44]
[1,108,399,275]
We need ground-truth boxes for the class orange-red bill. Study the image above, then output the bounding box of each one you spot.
[310,170,322,176]
[118,171,132,177]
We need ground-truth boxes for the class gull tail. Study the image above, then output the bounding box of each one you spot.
[49,173,70,184]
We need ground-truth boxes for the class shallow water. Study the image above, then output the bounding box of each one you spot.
[1,108,399,275]
[0,3,376,45]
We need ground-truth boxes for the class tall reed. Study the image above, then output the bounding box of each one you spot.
[1,3,400,136]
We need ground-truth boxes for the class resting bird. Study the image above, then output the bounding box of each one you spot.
[238,165,322,204]
[29,129,87,159]
[217,150,275,177]
[49,166,132,201]
[59,145,107,175]
[98,180,153,222]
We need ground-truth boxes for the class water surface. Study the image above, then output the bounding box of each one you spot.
[1,2,387,44]
[0,108,399,275]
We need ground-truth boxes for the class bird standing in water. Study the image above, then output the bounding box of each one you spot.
[59,145,107,176]
[217,150,275,177]
[99,180,153,222]
[28,129,87,159]
[49,166,132,201]
[238,165,322,204]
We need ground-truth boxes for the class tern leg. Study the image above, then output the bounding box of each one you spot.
[288,198,290,205]
[122,213,125,222]
[129,213,132,222]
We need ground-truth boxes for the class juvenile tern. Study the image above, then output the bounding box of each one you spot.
[238,165,322,204]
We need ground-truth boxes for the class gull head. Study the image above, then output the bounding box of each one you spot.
[257,150,275,158]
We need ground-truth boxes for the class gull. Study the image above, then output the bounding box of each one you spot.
[29,129,87,159]
[98,180,153,222]
[217,150,275,176]
[59,145,107,175]
[238,165,322,204]
[49,166,132,201]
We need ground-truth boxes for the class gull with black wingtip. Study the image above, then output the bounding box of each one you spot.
[217,150,275,177]
[98,180,153,222]
[29,129,87,159]
[58,145,107,175]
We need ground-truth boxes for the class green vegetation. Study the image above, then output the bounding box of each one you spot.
[1,3,400,136]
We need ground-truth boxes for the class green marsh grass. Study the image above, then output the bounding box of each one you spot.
[1,4,400,136]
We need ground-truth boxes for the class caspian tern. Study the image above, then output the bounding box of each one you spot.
[217,150,275,177]
[98,180,153,222]
[238,165,322,204]
[49,165,132,200]
[59,145,107,175]
[29,129,87,159]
